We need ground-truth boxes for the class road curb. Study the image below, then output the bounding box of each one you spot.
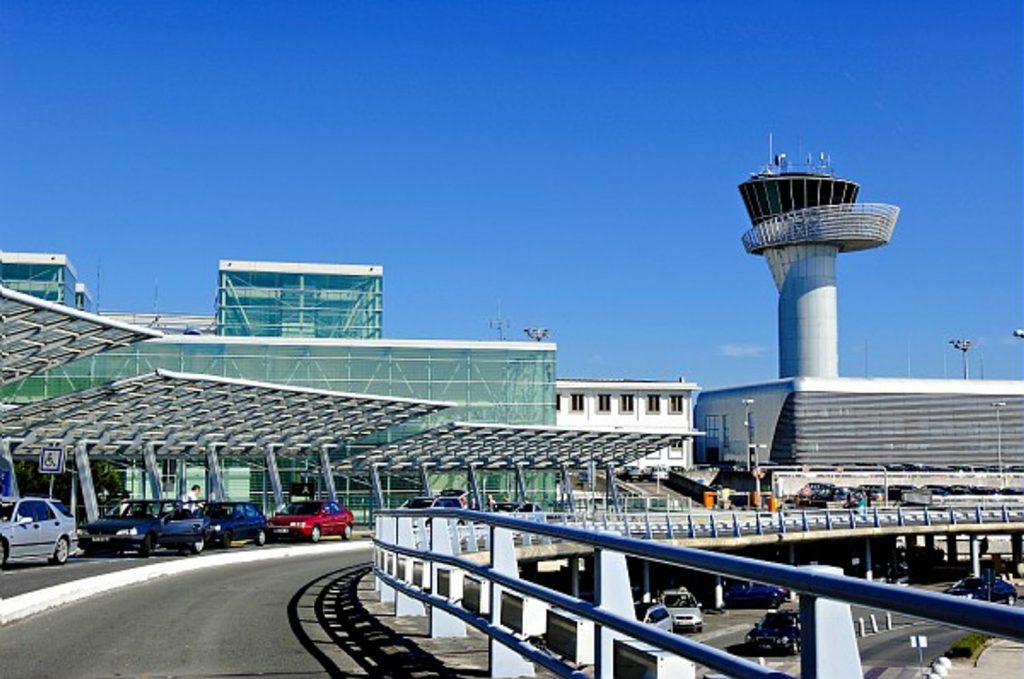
[0,541,371,626]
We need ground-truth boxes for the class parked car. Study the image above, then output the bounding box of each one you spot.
[943,577,1018,605]
[438,489,470,507]
[634,602,673,632]
[662,588,704,632]
[402,496,437,509]
[723,581,789,609]
[491,501,543,513]
[205,501,268,547]
[0,496,77,566]
[77,500,210,557]
[746,610,801,655]
[268,500,354,542]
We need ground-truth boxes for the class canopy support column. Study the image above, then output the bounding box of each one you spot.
[369,463,385,511]
[560,464,576,514]
[143,443,162,501]
[319,446,337,502]
[264,445,284,511]
[177,456,188,500]
[514,463,527,504]
[0,438,19,498]
[605,463,620,514]
[419,462,432,496]
[467,463,483,511]
[206,444,225,501]
[74,442,99,522]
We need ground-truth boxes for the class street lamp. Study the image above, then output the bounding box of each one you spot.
[1014,329,1024,339]
[949,339,973,379]
[992,402,1007,488]
[742,398,756,470]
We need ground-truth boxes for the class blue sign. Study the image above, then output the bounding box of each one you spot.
[39,447,66,474]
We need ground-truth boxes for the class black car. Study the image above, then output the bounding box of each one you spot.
[943,577,1018,605]
[77,500,210,557]
[746,610,801,655]
[723,582,789,609]
[205,501,268,547]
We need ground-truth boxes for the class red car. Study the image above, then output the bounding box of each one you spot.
[267,500,354,542]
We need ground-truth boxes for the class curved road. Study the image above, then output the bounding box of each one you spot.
[1,547,376,678]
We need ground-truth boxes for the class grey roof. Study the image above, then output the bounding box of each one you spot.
[0,369,454,457]
[0,285,163,385]
[338,421,696,471]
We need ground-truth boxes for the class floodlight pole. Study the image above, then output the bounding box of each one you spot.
[742,398,756,471]
[949,339,973,379]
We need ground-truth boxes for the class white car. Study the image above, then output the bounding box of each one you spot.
[663,588,704,632]
[635,602,673,632]
[1,496,78,566]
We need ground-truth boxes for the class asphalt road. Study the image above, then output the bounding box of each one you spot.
[0,546,375,678]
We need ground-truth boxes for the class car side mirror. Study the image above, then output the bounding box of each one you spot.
[18,515,32,525]
[753,622,761,629]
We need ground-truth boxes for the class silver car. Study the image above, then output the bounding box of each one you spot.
[1,496,78,566]
[663,588,704,632]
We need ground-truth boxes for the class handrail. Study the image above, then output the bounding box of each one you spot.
[377,508,1024,642]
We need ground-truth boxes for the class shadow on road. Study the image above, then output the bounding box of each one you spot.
[289,563,486,678]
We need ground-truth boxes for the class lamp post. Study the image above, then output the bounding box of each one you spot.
[948,339,973,379]
[992,402,1006,488]
[742,398,755,471]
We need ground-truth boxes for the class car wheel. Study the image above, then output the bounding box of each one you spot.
[189,536,205,555]
[221,530,232,548]
[342,524,353,541]
[1007,594,1017,607]
[50,536,70,565]
[255,529,267,547]
[310,525,321,543]
[138,533,154,558]
[1,538,8,566]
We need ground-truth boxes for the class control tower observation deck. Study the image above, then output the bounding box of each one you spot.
[738,154,899,379]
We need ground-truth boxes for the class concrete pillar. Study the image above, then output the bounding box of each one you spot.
[947,535,958,564]
[570,556,580,598]
[788,542,797,565]
[642,560,651,602]
[969,535,981,578]
[74,442,99,522]
[864,539,874,581]
[713,575,725,609]
[143,443,162,500]
[176,456,188,500]
[1011,533,1023,570]
[319,446,336,502]
[264,446,284,511]
[924,534,935,555]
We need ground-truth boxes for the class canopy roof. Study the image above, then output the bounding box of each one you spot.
[339,421,697,471]
[0,369,453,457]
[0,285,163,385]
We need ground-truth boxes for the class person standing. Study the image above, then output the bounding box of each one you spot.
[182,484,202,515]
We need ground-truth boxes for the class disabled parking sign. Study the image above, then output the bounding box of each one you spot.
[39,446,66,474]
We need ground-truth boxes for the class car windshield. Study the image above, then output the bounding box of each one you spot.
[664,593,697,608]
[433,498,461,508]
[0,501,14,521]
[404,498,435,509]
[283,502,321,515]
[761,613,796,628]
[105,501,167,519]
[956,578,984,589]
[206,504,236,519]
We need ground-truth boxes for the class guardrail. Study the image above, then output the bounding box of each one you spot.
[372,508,1024,679]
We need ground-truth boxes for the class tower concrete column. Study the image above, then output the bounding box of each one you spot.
[969,535,981,577]
[947,534,958,564]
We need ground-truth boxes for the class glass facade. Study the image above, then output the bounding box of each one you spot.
[1,338,557,430]
[216,263,383,339]
[0,256,78,306]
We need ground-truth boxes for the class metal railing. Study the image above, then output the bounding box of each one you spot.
[372,508,1024,679]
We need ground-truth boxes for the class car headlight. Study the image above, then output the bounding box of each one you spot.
[76,528,89,537]
[781,636,791,644]
[115,527,138,536]
[211,524,222,532]
[291,521,304,527]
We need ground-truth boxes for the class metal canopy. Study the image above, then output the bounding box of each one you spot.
[0,285,163,385]
[339,421,696,471]
[0,369,454,457]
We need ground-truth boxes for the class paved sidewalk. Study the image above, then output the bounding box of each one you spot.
[956,639,1024,677]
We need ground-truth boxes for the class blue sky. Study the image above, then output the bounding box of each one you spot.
[1,2,1020,387]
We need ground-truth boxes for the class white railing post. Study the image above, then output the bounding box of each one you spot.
[395,517,425,617]
[430,517,466,639]
[798,565,862,679]
[378,515,396,604]
[594,546,639,679]
[489,525,534,678]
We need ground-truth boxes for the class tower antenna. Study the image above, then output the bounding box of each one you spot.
[489,300,509,340]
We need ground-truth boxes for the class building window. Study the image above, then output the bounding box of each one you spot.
[570,394,585,413]
[597,394,611,413]
[556,394,562,412]
[721,414,730,449]
[647,395,661,413]
[669,395,686,414]
[620,394,635,413]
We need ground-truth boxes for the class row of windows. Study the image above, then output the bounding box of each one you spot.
[557,393,687,415]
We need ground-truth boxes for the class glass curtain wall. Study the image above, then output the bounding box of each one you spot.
[0,261,75,304]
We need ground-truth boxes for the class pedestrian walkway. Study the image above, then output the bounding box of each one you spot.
[957,639,1024,677]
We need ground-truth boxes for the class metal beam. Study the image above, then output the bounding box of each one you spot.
[560,463,575,514]
[264,445,284,511]
[0,438,19,498]
[320,445,337,502]
[467,464,483,511]
[605,463,620,514]
[369,463,385,511]
[419,462,432,496]
[143,443,162,500]
[514,464,526,504]
[206,444,225,501]
[74,442,99,522]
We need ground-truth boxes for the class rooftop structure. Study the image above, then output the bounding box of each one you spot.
[216,259,383,339]
[0,252,87,309]
[738,153,899,378]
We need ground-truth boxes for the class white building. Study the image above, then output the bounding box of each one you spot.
[556,378,700,470]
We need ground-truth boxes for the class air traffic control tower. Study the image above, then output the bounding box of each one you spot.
[739,154,900,378]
